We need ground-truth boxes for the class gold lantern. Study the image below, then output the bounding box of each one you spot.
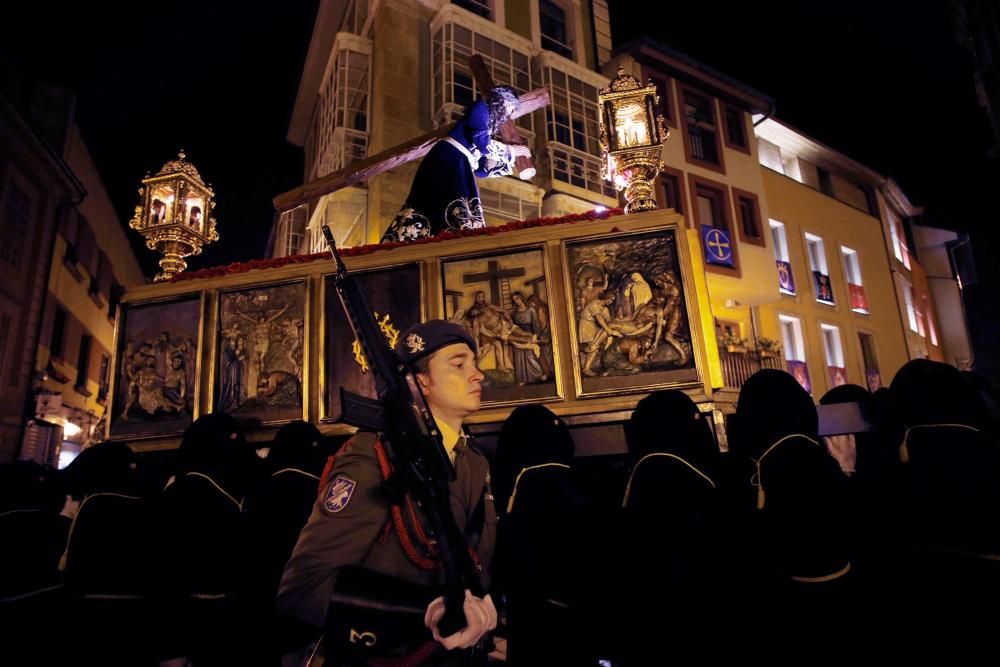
[599,67,669,213]
[129,150,218,281]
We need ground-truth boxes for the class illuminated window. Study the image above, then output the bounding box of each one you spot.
[757,138,784,173]
[902,278,919,333]
[770,221,790,262]
[842,246,869,314]
[771,220,794,295]
[821,323,847,387]
[887,209,911,269]
[806,233,834,305]
[921,294,938,346]
[780,315,805,362]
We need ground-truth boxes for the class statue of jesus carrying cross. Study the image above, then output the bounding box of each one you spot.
[379,85,533,243]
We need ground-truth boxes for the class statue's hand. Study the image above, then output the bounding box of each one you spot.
[510,144,531,159]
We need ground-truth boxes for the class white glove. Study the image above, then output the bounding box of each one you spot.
[424,589,497,650]
[59,494,80,520]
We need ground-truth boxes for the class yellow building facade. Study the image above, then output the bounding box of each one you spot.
[756,167,909,395]
[29,120,145,465]
[611,39,964,400]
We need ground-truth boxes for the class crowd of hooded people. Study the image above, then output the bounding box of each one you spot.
[2,358,999,665]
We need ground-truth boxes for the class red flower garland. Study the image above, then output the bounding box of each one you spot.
[169,207,624,283]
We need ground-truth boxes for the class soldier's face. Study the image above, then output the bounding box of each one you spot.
[417,343,484,421]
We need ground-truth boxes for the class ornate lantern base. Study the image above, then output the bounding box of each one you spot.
[147,235,201,282]
[616,148,663,214]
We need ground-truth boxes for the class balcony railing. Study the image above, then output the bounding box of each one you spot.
[318,128,368,178]
[720,347,785,388]
[548,143,618,199]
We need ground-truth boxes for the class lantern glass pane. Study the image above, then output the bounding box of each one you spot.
[614,101,650,148]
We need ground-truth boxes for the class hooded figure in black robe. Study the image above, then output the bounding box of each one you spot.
[615,390,723,663]
[890,360,1000,577]
[155,412,260,664]
[246,420,327,661]
[59,441,155,664]
[0,461,71,662]
[380,86,526,243]
[491,404,596,666]
[730,370,853,658]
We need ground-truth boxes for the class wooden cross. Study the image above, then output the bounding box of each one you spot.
[524,275,547,300]
[273,88,550,213]
[444,289,465,319]
[463,260,525,306]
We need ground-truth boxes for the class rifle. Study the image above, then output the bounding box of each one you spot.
[321,225,484,639]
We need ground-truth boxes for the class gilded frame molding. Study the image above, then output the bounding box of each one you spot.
[208,277,311,427]
[560,223,707,400]
[104,291,206,442]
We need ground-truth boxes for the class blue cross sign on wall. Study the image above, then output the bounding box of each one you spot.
[701,225,734,267]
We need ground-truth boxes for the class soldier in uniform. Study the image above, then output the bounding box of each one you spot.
[278,320,498,664]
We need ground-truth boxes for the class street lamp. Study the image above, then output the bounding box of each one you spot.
[599,67,669,214]
[129,150,218,281]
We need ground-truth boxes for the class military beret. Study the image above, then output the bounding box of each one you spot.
[394,319,477,368]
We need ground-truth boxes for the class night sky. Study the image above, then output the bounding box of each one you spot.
[3,1,998,380]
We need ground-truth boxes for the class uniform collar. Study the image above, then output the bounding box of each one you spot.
[434,416,467,461]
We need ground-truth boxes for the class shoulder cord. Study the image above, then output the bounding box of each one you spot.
[373,439,483,575]
[58,492,142,572]
[899,423,982,463]
[751,434,821,510]
[621,454,715,508]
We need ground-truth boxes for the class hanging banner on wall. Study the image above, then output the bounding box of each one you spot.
[701,225,734,268]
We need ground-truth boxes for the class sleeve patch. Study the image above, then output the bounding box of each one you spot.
[323,475,357,514]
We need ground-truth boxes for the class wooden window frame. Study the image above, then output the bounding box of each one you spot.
[732,187,765,247]
[721,102,750,154]
[658,165,688,226]
[678,86,726,174]
[689,174,739,278]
